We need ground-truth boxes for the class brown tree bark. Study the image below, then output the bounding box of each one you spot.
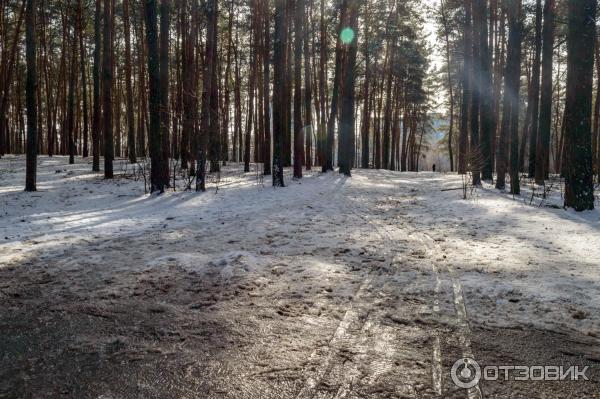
[534,0,555,183]
[262,0,272,175]
[159,0,171,183]
[25,0,38,191]
[304,0,313,170]
[123,0,136,163]
[338,0,358,176]
[440,0,454,172]
[470,0,481,185]
[103,0,113,178]
[293,0,304,178]
[527,0,542,178]
[323,1,346,172]
[197,0,218,190]
[273,0,286,186]
[563,0,596,210]
[458,0,472,175]
[67,16,77,165]
[92,0,101,171]
[145,0,166,192]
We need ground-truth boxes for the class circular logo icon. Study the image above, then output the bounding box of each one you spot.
[451,357,481,389]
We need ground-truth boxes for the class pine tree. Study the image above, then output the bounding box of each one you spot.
[303,0,313,170]
[458,0,472,175]
[470,0,481,185]
[77,0,89,159]
[263,0,272,176]
[123,0,136,164]
[475,0,493,181]
[102,0,113,178]
[92,0,101,172]
[197,0,218,190]
[25,0,38,192]
[338,0,358,176]
[534,0,555,184]
[293,0,304,179]
[508,0,522,195]
[563,0,596,211]
[527,0,542,178]
[145,0,166,192]
[66,17,77,165]
[497,0,522,193]
[323,1,346,173]
[273,0,286,186]
[159,0,171,184]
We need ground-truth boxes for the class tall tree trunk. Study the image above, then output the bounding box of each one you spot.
[182,0,198,171]
[76,0,89,158]
[594,34,600,182]
[491,1,504,176]
[521,52,533,173]
[245,2,256,173]
[593,35,600,180]
[272,0,286,185]
[137,11,148,158]
[527,0,542,178]
[323,1,346,172]
[470,0,481,185]
[41,5,54,157]
[103,0,113,178]
[222,0,234,165]
[123,0,136,163]
[497,0,522,191]
[476,0,493,181]
[508,0,522,194]
[25,0,38,191]
[440,0,454,172]
[197,0,217,190]
[283,3,292,167]
[317,0,326,166]
[293,0,304,178]
[262,0,271,176]
[146,0,166,192]
[382,62,393,170]
[234,29,242,163]
[67,19,77,165]
[360,14,370,169]
[208,0,220,173]
[304,0,313,170]
[534,0,554,183]
[563,0,596,211]
[159,0,170,183]
[458,0,472,174]
[338,0,358,176]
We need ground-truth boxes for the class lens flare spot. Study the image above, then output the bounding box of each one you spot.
[340,27,355,44]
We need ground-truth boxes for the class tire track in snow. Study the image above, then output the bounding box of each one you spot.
[329,178,420,397]
[372,173,481,398]
[345,178,481,398]
[295,278,373,399]
[296,176,402,398]
[295,176,375,399]
[419,232,483,399]
[358,210,445,396]
[296,174,482,398]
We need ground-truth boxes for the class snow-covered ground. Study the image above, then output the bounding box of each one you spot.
[1,155,599,398]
